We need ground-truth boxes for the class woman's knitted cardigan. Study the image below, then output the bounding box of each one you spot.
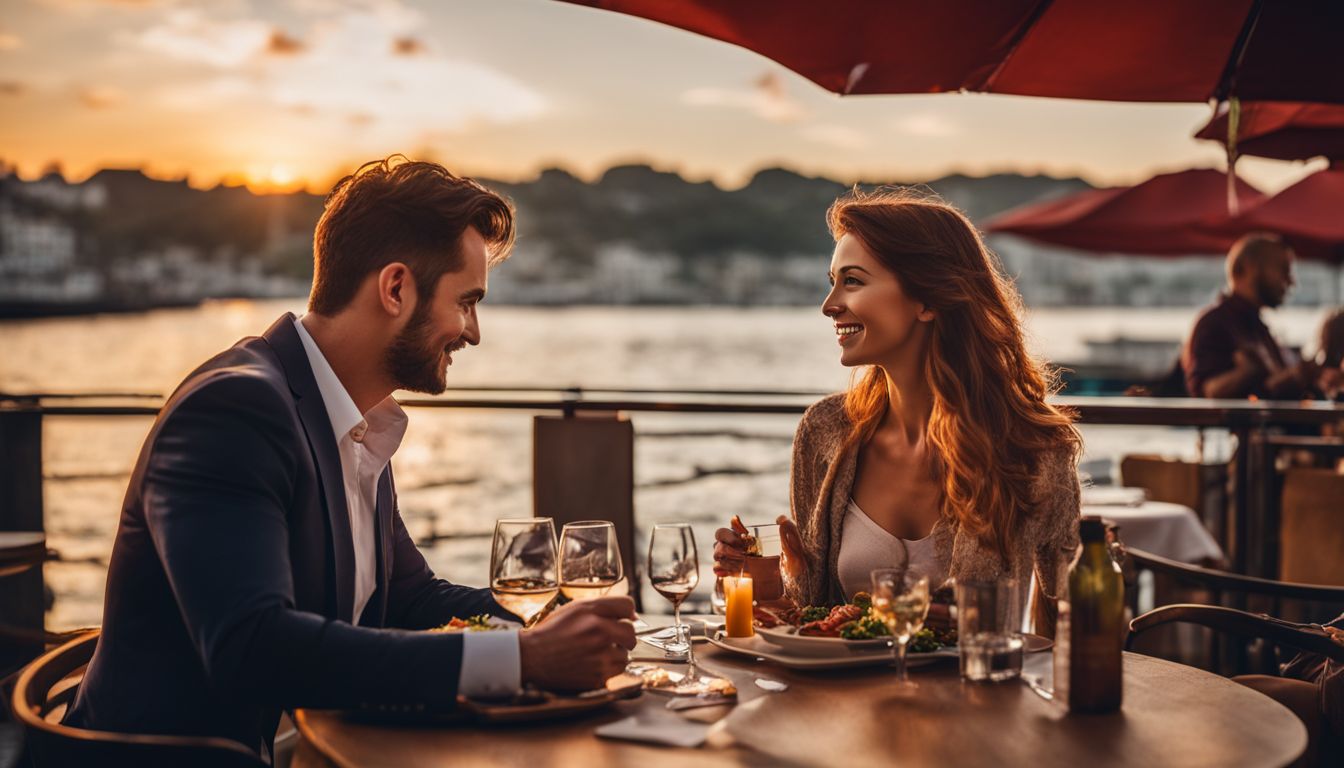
[787,393,1081,626]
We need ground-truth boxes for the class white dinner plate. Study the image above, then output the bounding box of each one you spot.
[706,631,957,670]
[753,624,893,655]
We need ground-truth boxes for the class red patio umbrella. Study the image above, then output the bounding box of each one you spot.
[984,169,1266,255]
[1195,101,1344,162]
[560,0,1344,103]
[1227,165,1344,265]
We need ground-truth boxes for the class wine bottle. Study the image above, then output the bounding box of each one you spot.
[1063,515,1124,713]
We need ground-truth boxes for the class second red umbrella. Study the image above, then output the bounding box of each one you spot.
[984,169,1265,256]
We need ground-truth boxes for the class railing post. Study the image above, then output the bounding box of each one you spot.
[0,404,47,670]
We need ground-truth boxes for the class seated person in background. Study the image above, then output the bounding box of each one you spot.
[65,157,636,764]
[1316,307,1344,399]
[713,190,1081,636]
[1236,614,1344,767]
[1182,233,1321,399]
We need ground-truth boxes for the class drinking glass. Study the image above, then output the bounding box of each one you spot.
[742,522,784,602]
[955,578,1023,682]
[647,523,702,688]
[559,520,623,601]
[490,518,559,627]
[871,558,932,687]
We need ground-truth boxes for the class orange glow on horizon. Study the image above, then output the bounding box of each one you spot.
[238,163,309,195]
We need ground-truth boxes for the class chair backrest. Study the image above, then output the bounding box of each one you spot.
[533,413,640,608]
[12,630,266,768]
[1280,468,1344,586]
[1127,604,1344,664]
[1120,454,1203,510]
[1125,547,1344,674]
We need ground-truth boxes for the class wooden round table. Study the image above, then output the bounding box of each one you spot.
[294,646,1306,768]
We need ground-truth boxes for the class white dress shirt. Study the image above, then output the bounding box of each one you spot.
[293,316,520,698]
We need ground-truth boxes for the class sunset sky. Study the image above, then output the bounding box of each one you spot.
[0,0,1327,193]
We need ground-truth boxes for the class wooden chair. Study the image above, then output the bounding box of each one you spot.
[1125,547,1344,674]
[1120,454,1204,510]
[1127,604,1344,664]
[1280,468,1344,587]
[11,630,266,768]
[1119,454,1229,553]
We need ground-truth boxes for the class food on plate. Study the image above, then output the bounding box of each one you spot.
[798,603,864,636]
[781,597,958,650]
[638,668,676,689]
[706,678,738,696]
[753,604,801,628]
[429,614,503,633]
[908,627,958,653]
[798,605,831,624]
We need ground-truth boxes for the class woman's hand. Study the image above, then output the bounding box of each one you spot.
[712,516,750,577]
[776,514,808,581]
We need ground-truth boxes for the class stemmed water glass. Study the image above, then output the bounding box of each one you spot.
[559,520,623,601]
[871,553,933,688]
[647,522,703,690]
[490,518,559,627]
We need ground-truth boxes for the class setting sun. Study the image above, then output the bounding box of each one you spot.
[240,162,305,194]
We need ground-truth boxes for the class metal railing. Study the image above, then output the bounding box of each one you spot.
[3,387,1343,578]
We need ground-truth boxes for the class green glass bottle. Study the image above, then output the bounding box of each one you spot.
[1064,515,1124,713]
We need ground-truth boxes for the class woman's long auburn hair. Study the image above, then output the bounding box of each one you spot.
[824,188,1080,562]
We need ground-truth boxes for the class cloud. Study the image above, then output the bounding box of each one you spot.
[391,36,425,56]
[137,9,272,68]
[800,124,869,150]
[77,85,126,109]
[265,29,305,55]
[0,32,23,51]
[891,112,962,138]
[682,70,807,124]
[263,9,545,129]
[0,81,26,96]
[147,3,545,135]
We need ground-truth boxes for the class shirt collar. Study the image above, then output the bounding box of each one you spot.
[293,315,377,442]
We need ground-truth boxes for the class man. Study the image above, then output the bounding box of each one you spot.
[65,157,636,762]
[1182,233,1320,399]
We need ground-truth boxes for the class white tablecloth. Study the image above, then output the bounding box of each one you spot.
[1082,499,1225,564]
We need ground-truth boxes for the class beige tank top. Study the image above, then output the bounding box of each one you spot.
[837,498,949,601]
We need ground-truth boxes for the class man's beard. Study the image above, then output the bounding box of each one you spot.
[1257,280,1284,308]
[385,302,464,394]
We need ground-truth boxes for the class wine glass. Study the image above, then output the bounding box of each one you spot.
[647,522,702,688]
[490,518,559,627]
[559,520,623,601]
[871,555,932,688]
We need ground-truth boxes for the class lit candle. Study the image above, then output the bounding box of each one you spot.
[724,574,754,638]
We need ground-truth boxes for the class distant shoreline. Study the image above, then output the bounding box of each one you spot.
[0,298,204,321]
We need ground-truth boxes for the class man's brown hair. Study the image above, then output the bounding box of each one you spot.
[309,156,515,315]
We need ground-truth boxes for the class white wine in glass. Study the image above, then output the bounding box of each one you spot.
[490,518,559,626]
[559,520,623,601]
[871,559,932,687]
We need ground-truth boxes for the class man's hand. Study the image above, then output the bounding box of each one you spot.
[517,596,636,693]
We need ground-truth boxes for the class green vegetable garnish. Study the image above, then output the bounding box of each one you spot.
[839,613,890,640]
[800,605,830,623]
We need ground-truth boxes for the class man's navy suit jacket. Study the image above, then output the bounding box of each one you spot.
[65,313,502,760]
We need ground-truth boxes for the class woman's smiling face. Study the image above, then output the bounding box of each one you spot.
[822,233,933,368]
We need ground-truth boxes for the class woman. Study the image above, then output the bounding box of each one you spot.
[715,189,1081,633]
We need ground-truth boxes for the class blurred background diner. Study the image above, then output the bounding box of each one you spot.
[2,1,1343,766]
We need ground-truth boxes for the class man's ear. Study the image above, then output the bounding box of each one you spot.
[376,263,414,318]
